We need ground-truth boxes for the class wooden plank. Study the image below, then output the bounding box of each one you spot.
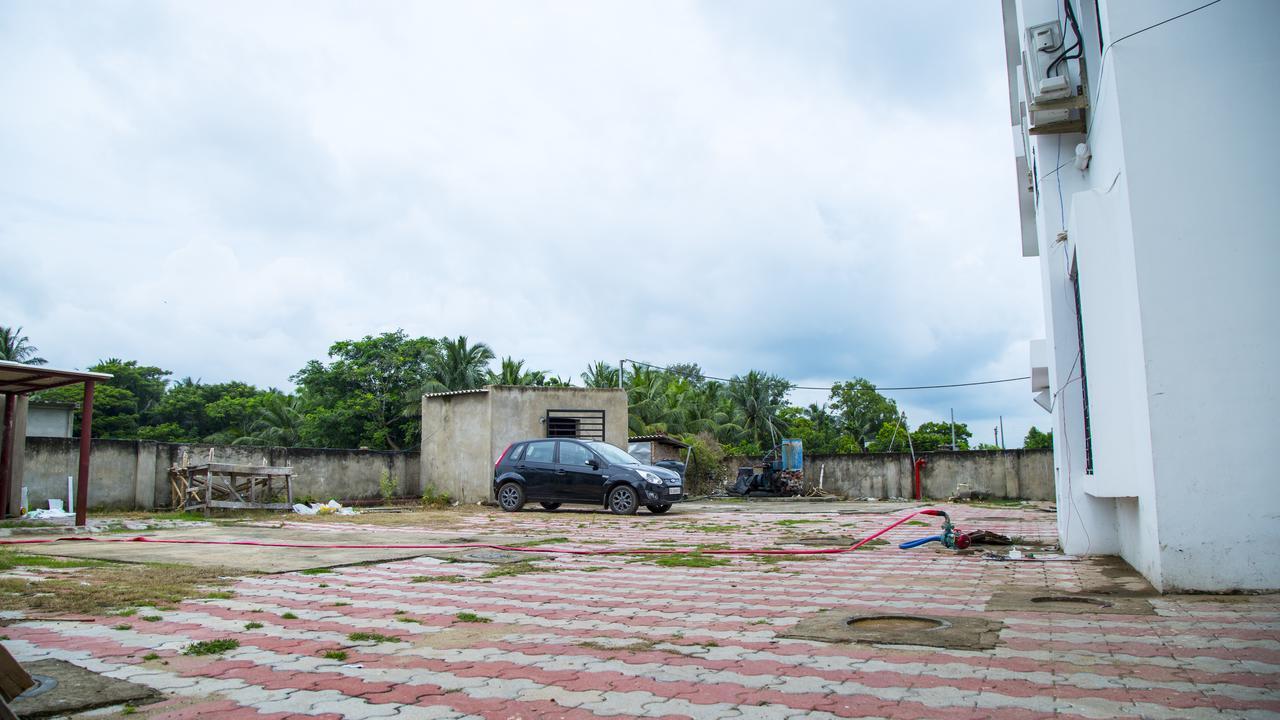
[206,500,293,510]
[187,464,293,475]
[0,644,33,702]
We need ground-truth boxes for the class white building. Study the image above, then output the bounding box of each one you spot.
[1001,0,1279,591]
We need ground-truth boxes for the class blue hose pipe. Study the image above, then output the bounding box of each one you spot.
[899,535,942,549]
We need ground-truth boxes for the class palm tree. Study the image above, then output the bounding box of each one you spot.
[488,356,551,386]
[231,393,305,446]
[727,371,792,449]
[424,336,496,391]
[581,361,620,388]
[0,326,47,365]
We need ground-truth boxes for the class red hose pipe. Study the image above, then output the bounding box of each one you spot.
[0,508,948,557]
[913,457,928,500]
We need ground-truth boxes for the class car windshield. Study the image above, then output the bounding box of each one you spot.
[588,442,641,466]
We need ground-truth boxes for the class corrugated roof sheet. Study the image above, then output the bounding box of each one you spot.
[421,388,491,399]
[628,434,689,448]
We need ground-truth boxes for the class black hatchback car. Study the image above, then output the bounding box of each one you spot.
[493,438,684,515]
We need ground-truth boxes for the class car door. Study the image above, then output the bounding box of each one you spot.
[557,440,606,502]
[517,440,557,500]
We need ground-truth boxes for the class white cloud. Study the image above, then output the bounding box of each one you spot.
[0,0,1047,443]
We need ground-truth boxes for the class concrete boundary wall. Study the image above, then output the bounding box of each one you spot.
[724,450,1054,500]
[21,438,420,511]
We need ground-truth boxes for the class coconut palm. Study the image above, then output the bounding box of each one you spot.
[0,326,46,365]
[727,370,793,448]
[424,336,496,392]
[231,392,306,446]
[580,361,620,389]
[488,356,551,386]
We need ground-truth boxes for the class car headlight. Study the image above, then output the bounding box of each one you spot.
[638,471,664,485]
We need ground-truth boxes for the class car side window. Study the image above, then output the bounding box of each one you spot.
[524,441,555,463]
[508,444,526,462]
[558,442,594,467]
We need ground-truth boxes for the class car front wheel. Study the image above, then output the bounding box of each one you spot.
[607,485,639,515]
[497,482,525,512]
[539,502,561,511]
[646,503,672,514]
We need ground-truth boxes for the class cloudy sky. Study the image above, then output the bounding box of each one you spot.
[0,0,1047,446]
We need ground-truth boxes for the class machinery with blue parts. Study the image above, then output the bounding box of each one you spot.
[898,509,973,550]
[729,438,804,497]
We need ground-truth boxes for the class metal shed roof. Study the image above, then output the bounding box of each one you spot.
[628,434,690,449]
[0,361,113,395]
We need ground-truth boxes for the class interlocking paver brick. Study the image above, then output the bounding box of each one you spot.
[3,502,1277,719]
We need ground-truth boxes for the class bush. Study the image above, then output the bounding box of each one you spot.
[681,432,728,497]
[422,484,453,509]
[379,470,397,504]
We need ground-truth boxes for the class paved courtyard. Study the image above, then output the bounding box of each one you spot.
[4,501,1278,719]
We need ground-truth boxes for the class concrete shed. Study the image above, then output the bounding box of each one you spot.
[421,385,628,503]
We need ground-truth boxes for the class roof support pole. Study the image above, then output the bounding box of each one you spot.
[0,393,15,518]
[75,381,95,528]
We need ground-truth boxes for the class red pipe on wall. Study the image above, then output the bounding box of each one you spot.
[913,457,928,500]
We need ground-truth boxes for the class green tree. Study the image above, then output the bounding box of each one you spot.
[233,392,306,446]
[292,331,436,450]
[911,421,972,452]
[867,418,911,453]
[1024,426,1053,449]
[0,326,46,365]
[828,379,900,451]
[424,336,495,392]
[489,357,556,386]
[580,361,619,389]
[727,370,792,449]
[36,358,170,438]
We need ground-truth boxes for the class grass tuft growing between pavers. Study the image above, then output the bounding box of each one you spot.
[454,612,492,623]
[183,639,239,656]
[348,631,401,643]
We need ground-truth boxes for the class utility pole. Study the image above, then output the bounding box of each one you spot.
[618,359,625,389]
[994,427,999,447]
[999,415,1006,450]
[950,408,956,451]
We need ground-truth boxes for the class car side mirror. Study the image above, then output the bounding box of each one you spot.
[587,458,601,470]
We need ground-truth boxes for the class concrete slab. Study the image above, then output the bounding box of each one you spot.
[18,526,532,573]
[11,659,159,717]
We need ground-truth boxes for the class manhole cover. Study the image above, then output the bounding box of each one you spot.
[782,610,999,650]
[17,674,58,700]
[847,615,948,632]
[987,589,1151,615]
[1031,595,1112,608]
[456,549,527,564]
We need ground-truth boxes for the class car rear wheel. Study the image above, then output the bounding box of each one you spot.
[539,502,561,511]
[607,485,638,515]
[497,482,525,512]
[646,503,672,514]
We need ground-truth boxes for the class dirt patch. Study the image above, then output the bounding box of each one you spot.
[783,609,1002,650]
[0,559,240,615]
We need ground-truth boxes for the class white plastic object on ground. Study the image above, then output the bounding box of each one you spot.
[293,500,356,516]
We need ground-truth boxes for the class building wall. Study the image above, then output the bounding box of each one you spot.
[420,391,492,505]
[421,386,630,504]
[21,437,419,512]
[26,405,73,438]
[1005,0,1279,590]
[724,450,1054,500]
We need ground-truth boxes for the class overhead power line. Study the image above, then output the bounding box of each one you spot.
[621,359,1029,392]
